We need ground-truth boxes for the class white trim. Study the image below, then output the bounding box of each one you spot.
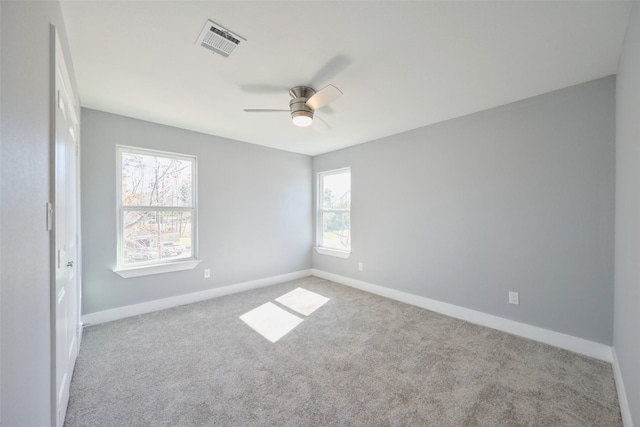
[115,145,198,271]
[83,269,313,325]
[612,347,633,427]
[311,269,613,362]
[314,247,351,258]
[114,259,201,278]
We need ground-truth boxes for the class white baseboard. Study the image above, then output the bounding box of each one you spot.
[82,269,313,325]
[612,347,634,427]
[312,269,613,362]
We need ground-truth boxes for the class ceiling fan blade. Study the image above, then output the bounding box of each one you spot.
[309,55,350,88]
[313,114,331,132]
[243,109,289,113]
[306,85,342,110]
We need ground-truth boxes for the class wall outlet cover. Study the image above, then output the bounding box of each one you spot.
[509,291,519,305]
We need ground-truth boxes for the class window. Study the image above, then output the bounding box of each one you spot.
[116,146,197,273]
[316,168,351,257]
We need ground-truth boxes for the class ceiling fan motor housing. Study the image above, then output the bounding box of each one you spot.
[289,87,316,126]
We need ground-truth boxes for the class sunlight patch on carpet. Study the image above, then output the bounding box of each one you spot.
[275,287,330,316]
[239,302,303,343]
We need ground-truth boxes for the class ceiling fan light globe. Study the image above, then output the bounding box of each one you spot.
[292,113,313,127]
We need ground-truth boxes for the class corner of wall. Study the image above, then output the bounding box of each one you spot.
[612,347,634,427]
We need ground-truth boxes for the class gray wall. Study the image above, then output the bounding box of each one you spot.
[614,3,640,425]
[313,77,615,345]
[81,109,312,314]
[1,1,78,425]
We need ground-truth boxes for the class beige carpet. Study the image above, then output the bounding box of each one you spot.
[65,276,621,426]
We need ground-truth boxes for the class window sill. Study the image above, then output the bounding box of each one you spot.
[314,247,351,259]
[114,259,201,278]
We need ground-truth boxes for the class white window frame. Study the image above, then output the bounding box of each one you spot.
[315,167,351,258]
[114,146,200,278]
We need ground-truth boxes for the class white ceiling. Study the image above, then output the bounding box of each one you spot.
[60,1,633,156]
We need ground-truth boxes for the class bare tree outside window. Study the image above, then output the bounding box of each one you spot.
[118,147,197,267]
[318,169,351,251]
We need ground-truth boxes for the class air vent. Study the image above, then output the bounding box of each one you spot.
[196,20,245,58]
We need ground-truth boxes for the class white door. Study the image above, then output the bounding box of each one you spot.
[53,28,81,427]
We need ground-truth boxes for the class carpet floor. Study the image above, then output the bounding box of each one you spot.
[65,276,621,426]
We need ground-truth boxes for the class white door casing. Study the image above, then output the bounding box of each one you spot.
[52,27,81,427]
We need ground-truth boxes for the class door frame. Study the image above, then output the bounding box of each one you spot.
[50,24,82,427]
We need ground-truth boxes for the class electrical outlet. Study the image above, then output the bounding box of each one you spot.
[204,269,211,278]
[358,262,363,271]
[508,291,519,305]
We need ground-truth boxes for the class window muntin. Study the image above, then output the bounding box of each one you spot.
[318,168,351,252]
[117,146,197,269]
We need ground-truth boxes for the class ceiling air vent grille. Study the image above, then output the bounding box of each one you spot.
[196,20,245,58]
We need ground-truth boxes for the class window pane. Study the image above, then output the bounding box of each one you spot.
[322,172,350,209]
[122,152,193,207]
[322,212,351,250]
[123,210,192,265]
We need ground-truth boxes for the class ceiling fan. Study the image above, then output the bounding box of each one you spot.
[244,84,343,128]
